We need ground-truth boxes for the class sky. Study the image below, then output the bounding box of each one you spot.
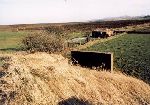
[0,0,150,25]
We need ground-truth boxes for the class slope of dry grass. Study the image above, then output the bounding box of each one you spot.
[0,52,150,105]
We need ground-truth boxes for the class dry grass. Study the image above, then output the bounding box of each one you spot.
[0,52,150,105]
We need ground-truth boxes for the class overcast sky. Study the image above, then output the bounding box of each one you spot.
[0,0,150,25]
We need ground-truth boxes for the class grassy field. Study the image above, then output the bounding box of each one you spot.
[0,30,85,52]
[84,34,150,83]
[66,31,86,39]
[0,30,150,83]
[0,31,27,52]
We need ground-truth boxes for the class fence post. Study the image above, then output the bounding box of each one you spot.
[111,53,113,73]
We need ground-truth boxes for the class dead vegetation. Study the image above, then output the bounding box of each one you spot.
[0,52,150,105]
[22,32,64,53]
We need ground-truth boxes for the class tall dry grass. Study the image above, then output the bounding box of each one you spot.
[0,52,150,105]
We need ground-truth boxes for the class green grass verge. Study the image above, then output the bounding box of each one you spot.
[84,34,150,83]
[0,31,27,52]
[66,31,86,39]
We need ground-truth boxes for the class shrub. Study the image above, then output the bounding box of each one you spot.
[22,32,64,53]
[45,26,64,35]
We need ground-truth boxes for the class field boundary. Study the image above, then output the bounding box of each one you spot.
[76,33,125,50]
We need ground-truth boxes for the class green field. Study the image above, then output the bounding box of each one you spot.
[84,34,150,83]
[0,31,27,51]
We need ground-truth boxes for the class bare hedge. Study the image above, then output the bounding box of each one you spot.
[22,32,64,53]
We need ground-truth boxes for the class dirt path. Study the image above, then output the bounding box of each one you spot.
[77,34,125,50]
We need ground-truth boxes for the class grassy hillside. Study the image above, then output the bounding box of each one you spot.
[0,31,27,51]
[84,34,150,83]
[0,52,150,105]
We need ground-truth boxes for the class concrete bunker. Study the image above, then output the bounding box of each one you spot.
[65,37,91,48]
[71,51,113,72]
[92,31,107,38]
[91,29,114,38]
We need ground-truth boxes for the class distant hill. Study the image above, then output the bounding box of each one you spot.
[143,15,150,19]
[92,15,150,22]
[0,15,150,32]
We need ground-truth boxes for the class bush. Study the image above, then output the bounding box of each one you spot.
[45,26,64,35]
[22,32,64,53]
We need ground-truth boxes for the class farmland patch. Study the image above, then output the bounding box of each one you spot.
[0,31,27,52]
[84,34,150,83]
